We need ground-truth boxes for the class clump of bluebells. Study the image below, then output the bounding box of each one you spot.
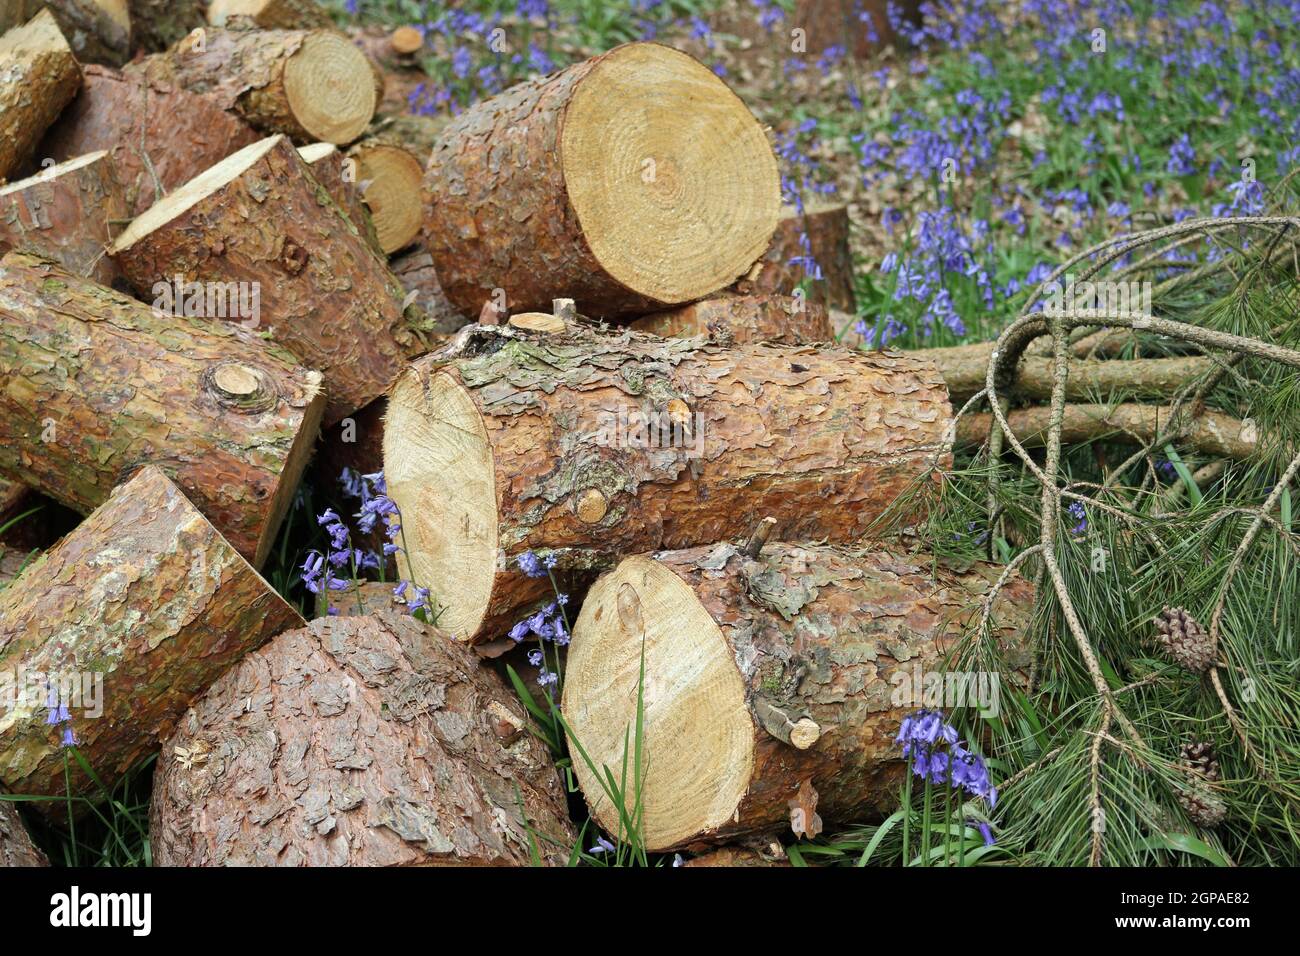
[897,708,997,846]
[300,469,437,622]
[509,549,571,694]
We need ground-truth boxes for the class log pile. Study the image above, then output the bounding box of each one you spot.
[0,8,1021,866]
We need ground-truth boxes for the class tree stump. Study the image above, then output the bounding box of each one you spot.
[0,801,46,866]
[36,64,261,216]
[0,150,127,287]
[109,135,421,425]
[150,614,577,866]
[0,250,325,566]
[423,42,780,318]
[0,10,83,183]
[0,465,304,804]
[564,542,1033,850]
[630,293,833,345]
[384,323,952,642]
[129,26,379,144]
[733,202,857,314]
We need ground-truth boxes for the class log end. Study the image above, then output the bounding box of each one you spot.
[351,140,423,253]
[283,30,378,144]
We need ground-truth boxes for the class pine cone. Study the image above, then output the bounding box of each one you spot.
[1179,741,1220,781]
[1154,606,1215,673]
[1177,781,1226,828]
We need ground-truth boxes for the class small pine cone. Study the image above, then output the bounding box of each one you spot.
[1177,781,1226,828]
[1154,606,1215,673]
[1180,741,1220,782]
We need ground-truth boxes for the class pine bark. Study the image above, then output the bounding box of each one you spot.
[0,10,83,183]
[0,150,127,287]
[150,614,576,866]
[36,64,261,216]
[109,135,424,425]
[0,1,130,67]
[128,27,380,144]
[0,251,325,566]
[734,202,857,314]
[422,43,780,318]
[565,541,1033,850]
[0,465,304,804]
[0,801,46,866]
[298,141,382,256]
[630,294,833,345]
[385,323,952,643]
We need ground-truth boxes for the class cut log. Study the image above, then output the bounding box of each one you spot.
[348,138,423,254]
[150,614,576,866]
[384,323,952,642]
[36,64,261,216]
[0,1,130,66]
[297,140,382,255]
[733,202,857,314]
[0,465,304,804]
[0,801,46,866]
[125,0,208,53]
[130,27,379,144]
[389,243,469,335]
[109,135,422,424]
[207,0,332,30]
[0,10,83,183]
[0,250,325,566]
[349,26,429,115]
[423,42,780,318]
[0,150,126,287]
[564,541,1032,851]
[630,293,833,346]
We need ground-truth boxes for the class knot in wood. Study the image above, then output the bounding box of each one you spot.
[279,239,309,275]
[205,361,277,413]
[574,487,608,524]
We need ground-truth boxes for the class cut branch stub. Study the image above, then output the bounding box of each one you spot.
[0,466,304,805]
[149,614,576,866]
[0,251,325,566]
[563,542,1034,851]
[423,42,780,318]
[0,150,127,288]
[0,10,83,182]
[109,135,421,425]
[383,323,953,642]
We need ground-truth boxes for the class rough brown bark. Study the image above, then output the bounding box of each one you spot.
[916,340,1213,403]
[150,614,577,866]
[630,293,833,346]
[0,150,126,287]
[129,27,379,144]
[390,243,469,335]
[0,465,304,804]
[36,64,261,216]
[207,0,331,31]
[0,801,46,866]
[384,323,952,643]
[734,202,857,314]
[0,10,83,183]
[0,1,130,66]
[110,135,425,425]
[0,251,325,566]
[423,42,780,319]
[126,0,208,53]
[957,403,1258,461]
[565,541,1032,851]
[297,141,382,256]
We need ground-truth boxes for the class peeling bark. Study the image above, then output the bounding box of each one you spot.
[0,10,83,183]
[0,150,127,287]
[630,294,833,346]
[0,466,304,804]
[0,251,325,566]
[385,323,953,643]
[37,64,261,216]
[565,541,1033,850]
[110,135,424,425]
[150,614,576,866]
[733,202,857,314]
